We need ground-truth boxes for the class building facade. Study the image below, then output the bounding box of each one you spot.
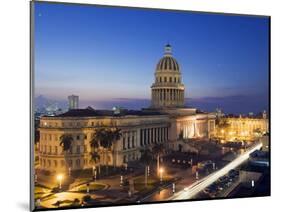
[215,112,269,141]
[37,44,216,173]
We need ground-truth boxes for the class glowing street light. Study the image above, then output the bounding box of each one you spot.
[172,183,176,193]
[56,174,63,190]
[120,175,123,186]
[159,167,164,183]
[92,166,97,181]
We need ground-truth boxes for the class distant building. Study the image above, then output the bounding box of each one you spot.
[215,112,269,141]
[68,95,79,110]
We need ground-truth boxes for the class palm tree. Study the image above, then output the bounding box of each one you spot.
[59,134,73,172]
[152,143,165,176]
[90,151,100,178]
[140,148,153,188]
[60,134,73,152]
[90,128,122,175]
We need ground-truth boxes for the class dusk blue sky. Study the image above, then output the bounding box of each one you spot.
[34,2,269,114]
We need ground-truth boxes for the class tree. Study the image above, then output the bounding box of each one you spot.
[90,151,101,176]
[59,134,73,152]
[90,128,122,175]
[253,128,262,136]
[59,134,73,172]
[152,143,165,176]
[217,119,230,139]
[140,148,153,188]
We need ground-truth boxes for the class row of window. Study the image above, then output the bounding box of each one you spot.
[41,120,110,128]
[40,133,87,142]
[156,76,181,83]
[39,145,86,155]
[122,131,136,150]
[123,152,138,163]
[40,158,88,168]
[140,127,168,146]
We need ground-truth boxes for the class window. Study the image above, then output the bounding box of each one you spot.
[123,137,126,150]
[76,159,80,166]
[54,146,58,155]
[76,135,80,140]
[132,135,135,148]
[61,160,65,167]
[49,134,52,141]
[148,129,150,144]
[174,77,176,83]
[76,146,80,154]
[123,155,127,163]
[164,77,167,82]
[127,136,130,149]
[170,77,172,82]
[160,77,162,82]
[54,160,57,167]
[140,130,143,146]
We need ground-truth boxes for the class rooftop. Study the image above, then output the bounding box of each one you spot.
[45,108,166,118]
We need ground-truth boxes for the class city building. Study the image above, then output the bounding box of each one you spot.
[215,111,269,141]
[68,95,79,110]
[37,45,216,173]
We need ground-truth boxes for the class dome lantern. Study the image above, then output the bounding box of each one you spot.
[156,44,180,72]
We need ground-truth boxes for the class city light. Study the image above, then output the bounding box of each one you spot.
[159,167,164,183]
[56,174,63,189]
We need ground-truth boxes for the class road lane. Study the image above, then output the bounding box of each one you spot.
[170,142,262,200]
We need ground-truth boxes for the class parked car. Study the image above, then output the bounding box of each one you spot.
[228,169,239,178]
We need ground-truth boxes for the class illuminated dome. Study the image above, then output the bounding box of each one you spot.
[151,44,185,108]
[156,44,180,72]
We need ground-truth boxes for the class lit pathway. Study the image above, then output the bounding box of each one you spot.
[170,142,262,200]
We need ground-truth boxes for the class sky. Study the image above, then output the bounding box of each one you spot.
[34,2,269,114]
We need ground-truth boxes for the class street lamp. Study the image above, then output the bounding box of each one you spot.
[120,175,123,186]
[172,183,176,193]
[159,167,164,183]
[56,174,63,190]
[195,171,199,180]
[86,183,90,194]
[92,166,97,181]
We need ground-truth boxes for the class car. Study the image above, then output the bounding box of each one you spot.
[218,176,228,183]
[229,169,239,178]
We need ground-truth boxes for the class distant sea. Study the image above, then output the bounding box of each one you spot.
[35,95,269,115]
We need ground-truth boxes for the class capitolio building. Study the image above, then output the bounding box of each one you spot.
[37,44,216,173]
